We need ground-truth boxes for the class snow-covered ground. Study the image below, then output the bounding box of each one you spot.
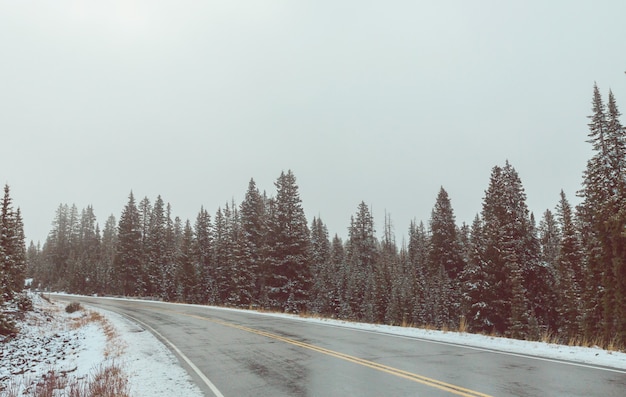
[3,295,625,397]
[0,293,203,397]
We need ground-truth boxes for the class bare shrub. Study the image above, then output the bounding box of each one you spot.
[65,301,82,313]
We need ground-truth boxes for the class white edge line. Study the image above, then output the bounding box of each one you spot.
[115,311,225,397]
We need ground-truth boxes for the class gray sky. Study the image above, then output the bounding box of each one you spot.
[2,1,626,245]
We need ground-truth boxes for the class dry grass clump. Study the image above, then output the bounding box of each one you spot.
[5,363,130,397]
[65,302,82,314]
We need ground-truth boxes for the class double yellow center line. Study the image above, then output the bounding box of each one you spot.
[178,310,492,397]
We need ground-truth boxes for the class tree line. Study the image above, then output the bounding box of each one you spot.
[26,84,626,347]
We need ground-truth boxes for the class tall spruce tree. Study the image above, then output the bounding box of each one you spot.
[194,206,214,304]
[578,85,626,344]
[99,215,117,294]
[265,170,310,312]
[555,190,583,338]
[345,202,378,321]
[239,179,267,306]
[427,187,463,328]
[114,192,143,296]
[177,220,196,302]
[308,217,332,315]
[408,220,429,326]
[147,196,167,297]
[460,215,490,332]
[0,185,26,300]
[479,162,535,336]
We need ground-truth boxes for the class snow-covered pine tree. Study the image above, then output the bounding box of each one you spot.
[160,204,179,301]
[0,185,26,300]
[346,202,378,322]
[427,187,463,328]
[239,179,267,306]
[459,215,490,332]
[578,85,626,344]
[266,170,310,313]
[605,90,626,344]
[578,84,611,341]
[555,190,583,339]
[194,206,214,304]
[114,192,143,296]
[212,206,231,304]
[308,217,332,315]
[479,162,535,336]
[330,234,348,318]
[99,215,117,295]
[146,195,167,297]
[138,197,152,292]
[177,220,196,303]
[408,220,429,326]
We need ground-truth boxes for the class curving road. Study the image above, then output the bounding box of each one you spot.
[55,295,626,397]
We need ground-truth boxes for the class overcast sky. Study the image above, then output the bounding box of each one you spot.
[2,1,626,245]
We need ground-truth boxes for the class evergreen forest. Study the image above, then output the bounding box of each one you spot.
[16,84,626,348]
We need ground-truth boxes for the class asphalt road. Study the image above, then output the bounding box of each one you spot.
[55,295,626,397]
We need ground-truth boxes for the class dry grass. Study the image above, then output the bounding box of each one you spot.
[5,363,130,397]
[4,302,130,397]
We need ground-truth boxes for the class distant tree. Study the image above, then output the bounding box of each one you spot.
[194,206,214,304]
[345,202,378,321]
[212,206,230,304]
[329,234,347,318]
[114,192,143,296]
[146,196,167,297]
[308,217,332,315]
[408,220,429,326]
[99,215,117,294]
[177,220,196,302]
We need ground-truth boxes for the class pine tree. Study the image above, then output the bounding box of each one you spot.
[308,217,332,314]
[427,187,463,328]
[0,185,26,300]
[555,190,583,338]
[408,220,429,326]
[194,206,214,304]
[147,196,167,297]
[114,192,143,296]
[605,90,626,344]
[99,215,117,294]
[265,170,310,312]
[212,206,230,304]
[345,202,378,321]
[239,179,267,306]
[479,162,534,336]
[578,85,626,344]
[460,215,490,332]
[177,220,196,302]
[329,234,347,318]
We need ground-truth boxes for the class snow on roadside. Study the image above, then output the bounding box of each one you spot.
[0,293,203,397]
[84,305,203,397]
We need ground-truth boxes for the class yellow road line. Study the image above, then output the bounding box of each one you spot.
[174,310,493,397]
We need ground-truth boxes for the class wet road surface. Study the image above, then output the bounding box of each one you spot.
[55,296,626,397]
